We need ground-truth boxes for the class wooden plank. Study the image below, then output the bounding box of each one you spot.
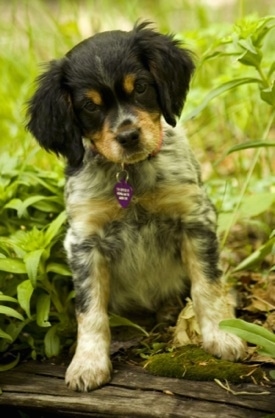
[0,361,274,418]
[0,390,267,418]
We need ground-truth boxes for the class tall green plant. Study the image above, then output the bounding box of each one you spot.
[0,153,75,367]
[185,16,275,266]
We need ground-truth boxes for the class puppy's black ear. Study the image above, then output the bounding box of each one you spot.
[134,23,195,127]
[26,59,84,167]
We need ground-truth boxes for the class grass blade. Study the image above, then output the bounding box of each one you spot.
[182,77,260,121]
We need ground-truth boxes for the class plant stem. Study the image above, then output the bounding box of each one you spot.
[221,148,262,248]
[256,65,269,88]
[221,108,275,248]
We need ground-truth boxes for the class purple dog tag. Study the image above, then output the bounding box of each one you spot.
[114,179,133,208]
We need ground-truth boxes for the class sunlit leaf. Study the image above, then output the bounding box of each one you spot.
[217,213,235,234]
[109,313,149,336]
[226,141,275,154]
[0,258,27,274]
[4,198,22,211]
[44,325,60,357]
[251,16,275,46]
[260,81,275,106]
[219,319,275,357]
[234,236,275,272]
[16,195,48,218]
[36,293,51,327]
[268,61,275,78]
[239,193,275,218]
[44,211,67,247]
[24,249,44,286]
[182,77,260,121]
[237,48,262,67]
[238,37,258,54]
[17,279,34,318]
[0,294,18,304]
[0,305,24,321]
[46,262,71,276]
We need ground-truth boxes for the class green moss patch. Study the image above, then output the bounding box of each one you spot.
[144,345,264,384]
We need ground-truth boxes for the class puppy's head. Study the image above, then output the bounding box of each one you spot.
[26,22,194,167]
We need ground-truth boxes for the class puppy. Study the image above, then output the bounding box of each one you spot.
[27,22,245,391]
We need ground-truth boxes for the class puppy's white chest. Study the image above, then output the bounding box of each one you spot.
[105,214,188,313]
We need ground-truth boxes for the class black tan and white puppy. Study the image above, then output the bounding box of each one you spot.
[27,22,245,391]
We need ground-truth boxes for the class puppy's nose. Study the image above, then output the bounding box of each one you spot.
[116,128,140,148]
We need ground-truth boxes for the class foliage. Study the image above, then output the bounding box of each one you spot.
[192,15,275,253]
[0,152,75,366]
[220,319,275,358]
[0,1,274,368]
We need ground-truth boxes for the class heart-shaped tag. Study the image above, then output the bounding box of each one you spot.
[114,179,133,208]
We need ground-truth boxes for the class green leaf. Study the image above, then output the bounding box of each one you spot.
[44,211,67,247]
[0,328,13,342]
[66,290,75,302]
[24,249,44,286]
[268,61,275,78]
[109,313,149,337]
[0,353,20,371]
[4,198,22,211]
[46,262,71,276]
[219,319,275,357]
[234,236,275,272]
[182,77,260,121]
[0,318,33,352]
[239,193,275,218]
[251,16,275,47]
[17,279,34,318]
[36,293,51,327]
[226,141,275,154]
[237,39,262,67]
[17,195,48,218]
[32,197,64,213]
[0,258,27,274]
[238,37,258,54]
[260,81,275,106]
[0,294,18,304]
[0,305,24,321]
[44,325,60,357]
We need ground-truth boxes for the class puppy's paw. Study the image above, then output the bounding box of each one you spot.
[65,354,112,392]
[202,328,246,361]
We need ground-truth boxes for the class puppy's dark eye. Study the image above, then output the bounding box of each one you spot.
[135,82,147,94]
[83,101,99,113]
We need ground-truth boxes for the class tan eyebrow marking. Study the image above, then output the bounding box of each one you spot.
[123,74,136,94]
[85,90,103,105]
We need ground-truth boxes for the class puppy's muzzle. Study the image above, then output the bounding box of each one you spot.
[116,127,140,149]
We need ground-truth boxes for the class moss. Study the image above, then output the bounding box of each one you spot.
[144,345,264,384]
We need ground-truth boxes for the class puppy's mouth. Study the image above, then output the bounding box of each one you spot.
[88,132,162,164]
[121,147,152,164]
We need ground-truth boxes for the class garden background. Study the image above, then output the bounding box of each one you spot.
[0,0,274,370]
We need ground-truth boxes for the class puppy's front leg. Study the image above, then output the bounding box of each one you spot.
[65,241,112,391]
[180,227,246,361]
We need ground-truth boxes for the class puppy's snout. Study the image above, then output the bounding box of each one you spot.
[116,127,140,148]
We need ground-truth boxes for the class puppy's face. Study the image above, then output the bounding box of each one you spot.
[69,42,162,163]
[27,23,194,167]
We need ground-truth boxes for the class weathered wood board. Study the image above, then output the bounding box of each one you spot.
[0,361,274,417]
